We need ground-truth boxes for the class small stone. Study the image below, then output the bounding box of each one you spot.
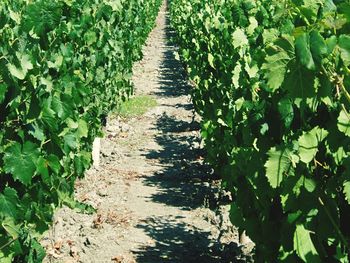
[121,124,130,132]
[97,188,108,197]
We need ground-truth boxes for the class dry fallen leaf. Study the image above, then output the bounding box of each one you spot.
[54,239,64,251]
[111,255,124,262]
[93,213,104,229]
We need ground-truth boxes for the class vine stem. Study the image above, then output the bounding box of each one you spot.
[337,75,350,104]
[318,197,350,253]
[0,237,18,251]
[321,65,350,104]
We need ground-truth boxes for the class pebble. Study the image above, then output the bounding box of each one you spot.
[97,188,108,197]
[121,124,130,132]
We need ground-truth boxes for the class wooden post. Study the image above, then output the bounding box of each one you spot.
[92,137,101,168]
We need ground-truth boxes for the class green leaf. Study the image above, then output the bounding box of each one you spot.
[338,3,350,22]
[326,35,337,54]
[343,181,350,205]
[40,77,53,92]
[52,95,72,120]
[263,52,290,91]
[262,37,294,91]
[265,146,296,188]
[284,61,316,98]
[294,224,320,262]
[229,203,244,227]
[19,53,33,72]
[36,156,49,183]
[47,54,63,69]
[27,238,46,263]
[299,0,322,23]
[66,118,79,129]
[48,154,61,174]
[208,53,215,69]
[3,142,40,185]
[9,9,21,24]
[309,31,327,63]
[232,28,248,48]
[303,177,316,192]
[338,35,350,66]
[84,31,97,45]
[2,217,20,239]
[0,83,8,104]
[64,133,78,149]
[0,188,19,218]
[337,108,350,136]
[77,119,88,138]
[7,53,33,80]
[232,64,241,88]
[28,123,46,142]
[278,98,294,128]
[298,126,328,164]
[7,64,26,80]
[41,98,57,130]
[247,17,258,36]
[295,33,315,70]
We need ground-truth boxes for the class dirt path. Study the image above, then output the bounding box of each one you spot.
[41,2,246,262]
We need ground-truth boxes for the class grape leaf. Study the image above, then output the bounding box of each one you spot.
[84,31,97,45]
[294,224,321,262]
[41,98,58,130]
[47,54,63,69]
[343,181,350,205]
[0,188,19,218]
[284,61,316,98]
[28,123,46,142]
[262,37,294,91]
[232,28,248,48]
[52,96,72,120]
[310,31,327,63]
[36,156,49,183]
[0,83,8,104]
[47,154,61,174]
[298,126,328,164]
[7,53,33,80]
[2,217,20,239]
[7,64,26,80]
[3,142,40,185]
[278,98,294,128]
[262,52,290,91]
[303,177,316,192]
[295,33,315,70]
[337,108,350,136]
[338,35,350,66]
[338,3,350,22]
[265,146,296,188]
[18,53,33,72]
[208,53,215,69]
[77,119,88,138]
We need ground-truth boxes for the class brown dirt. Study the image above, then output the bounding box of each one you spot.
[41,2,254,262]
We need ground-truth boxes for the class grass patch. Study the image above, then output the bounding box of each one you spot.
[117,95,157,118]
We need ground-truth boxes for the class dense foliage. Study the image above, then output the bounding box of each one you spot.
[170,0,350,261]
[0,0,161,261]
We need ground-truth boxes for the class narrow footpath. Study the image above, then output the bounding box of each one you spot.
[42,2,246,262]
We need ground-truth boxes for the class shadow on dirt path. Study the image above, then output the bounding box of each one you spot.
[133,6,225,263]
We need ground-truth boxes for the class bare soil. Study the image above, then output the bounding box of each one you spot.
[41,2,254,262]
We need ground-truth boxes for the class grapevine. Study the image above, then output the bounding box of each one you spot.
[0,0,161,261]
[171,0,350,261]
